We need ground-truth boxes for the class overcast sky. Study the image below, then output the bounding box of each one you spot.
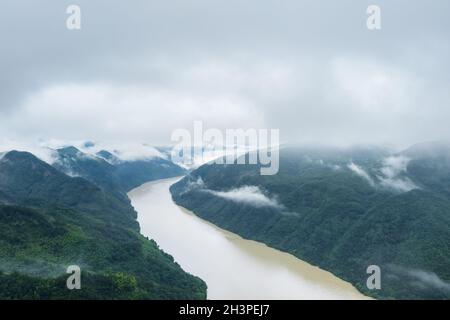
[1,0,450,151]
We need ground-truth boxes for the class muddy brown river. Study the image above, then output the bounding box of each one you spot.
[128,177,369,300]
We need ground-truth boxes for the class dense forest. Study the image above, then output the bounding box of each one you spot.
[171,142,450,299]
[0,149,205,299]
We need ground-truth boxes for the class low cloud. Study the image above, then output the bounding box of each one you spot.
[347,157,419,192]
[0,138,57,164]
[82,142,164,162]
[408,269,450,292]
[0,138,165,164]
[378,156,418,192]
[183,177,297,214]
[206,185,283,209]
[347,162,375,186]
[185,177,206,192]
[379,178,418,193]
[380,156,410,178]
[388,265,450,293]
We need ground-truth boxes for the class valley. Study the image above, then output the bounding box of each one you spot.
[1,141,449,300]
[130,177,368,300]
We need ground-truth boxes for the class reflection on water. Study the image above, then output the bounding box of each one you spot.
[129,177,369,300]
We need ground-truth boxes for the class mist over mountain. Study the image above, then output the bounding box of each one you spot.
[171,141,450,299]
[52,145,186,192]
[0,149,205,299]
[1,0,449,302]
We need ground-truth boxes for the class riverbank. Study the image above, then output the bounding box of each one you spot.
[129,177,369,300]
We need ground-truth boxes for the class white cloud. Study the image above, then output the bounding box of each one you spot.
[379,178,418,193]
[332,58,416,114]
[185,177,206,192]
[389,265,450,293]
[205,185,283,209]
[347,157,419,192]
[0,137,168,165]
[0,138,57,164]
[380,156,410,178]
[407,269,450,292]
[378,156,418,192]
[2,75,263,146]
[2,1,450,148]
[347,162,375,186]
[82,142,164,162]
[40,139,165,162]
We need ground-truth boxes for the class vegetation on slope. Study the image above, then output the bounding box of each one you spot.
[171,144,450,299]
[0,151,206,299]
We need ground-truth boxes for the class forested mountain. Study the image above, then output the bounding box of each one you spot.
[170,142,450,299]
[53,146,186,192]
[0,151,205,299]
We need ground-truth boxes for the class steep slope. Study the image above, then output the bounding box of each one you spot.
[0,150,137,230]
[0,151,206,299]
[170,144,450,299]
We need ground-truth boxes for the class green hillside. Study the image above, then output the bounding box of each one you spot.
[170,143,450,299]
[0,151,206,299]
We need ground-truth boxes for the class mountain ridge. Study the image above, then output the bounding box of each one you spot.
[170,141,450,299]
[0,149,206,299]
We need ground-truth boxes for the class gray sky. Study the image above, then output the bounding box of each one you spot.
[1,0,450,150]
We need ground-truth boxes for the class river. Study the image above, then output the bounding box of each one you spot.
[128,177,369,300]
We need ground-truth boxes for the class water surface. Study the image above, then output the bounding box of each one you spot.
[129,177,368,300]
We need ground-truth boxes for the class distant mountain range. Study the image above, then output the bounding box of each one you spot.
[170,141,450,299]
[53,146,186,192]
[0,146,205,299]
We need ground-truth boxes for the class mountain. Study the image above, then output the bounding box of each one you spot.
[53,146,186,192]
[0,151,206,299]
[170,143,450,299]
[53,146,121,191]
[400,141,450,194]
